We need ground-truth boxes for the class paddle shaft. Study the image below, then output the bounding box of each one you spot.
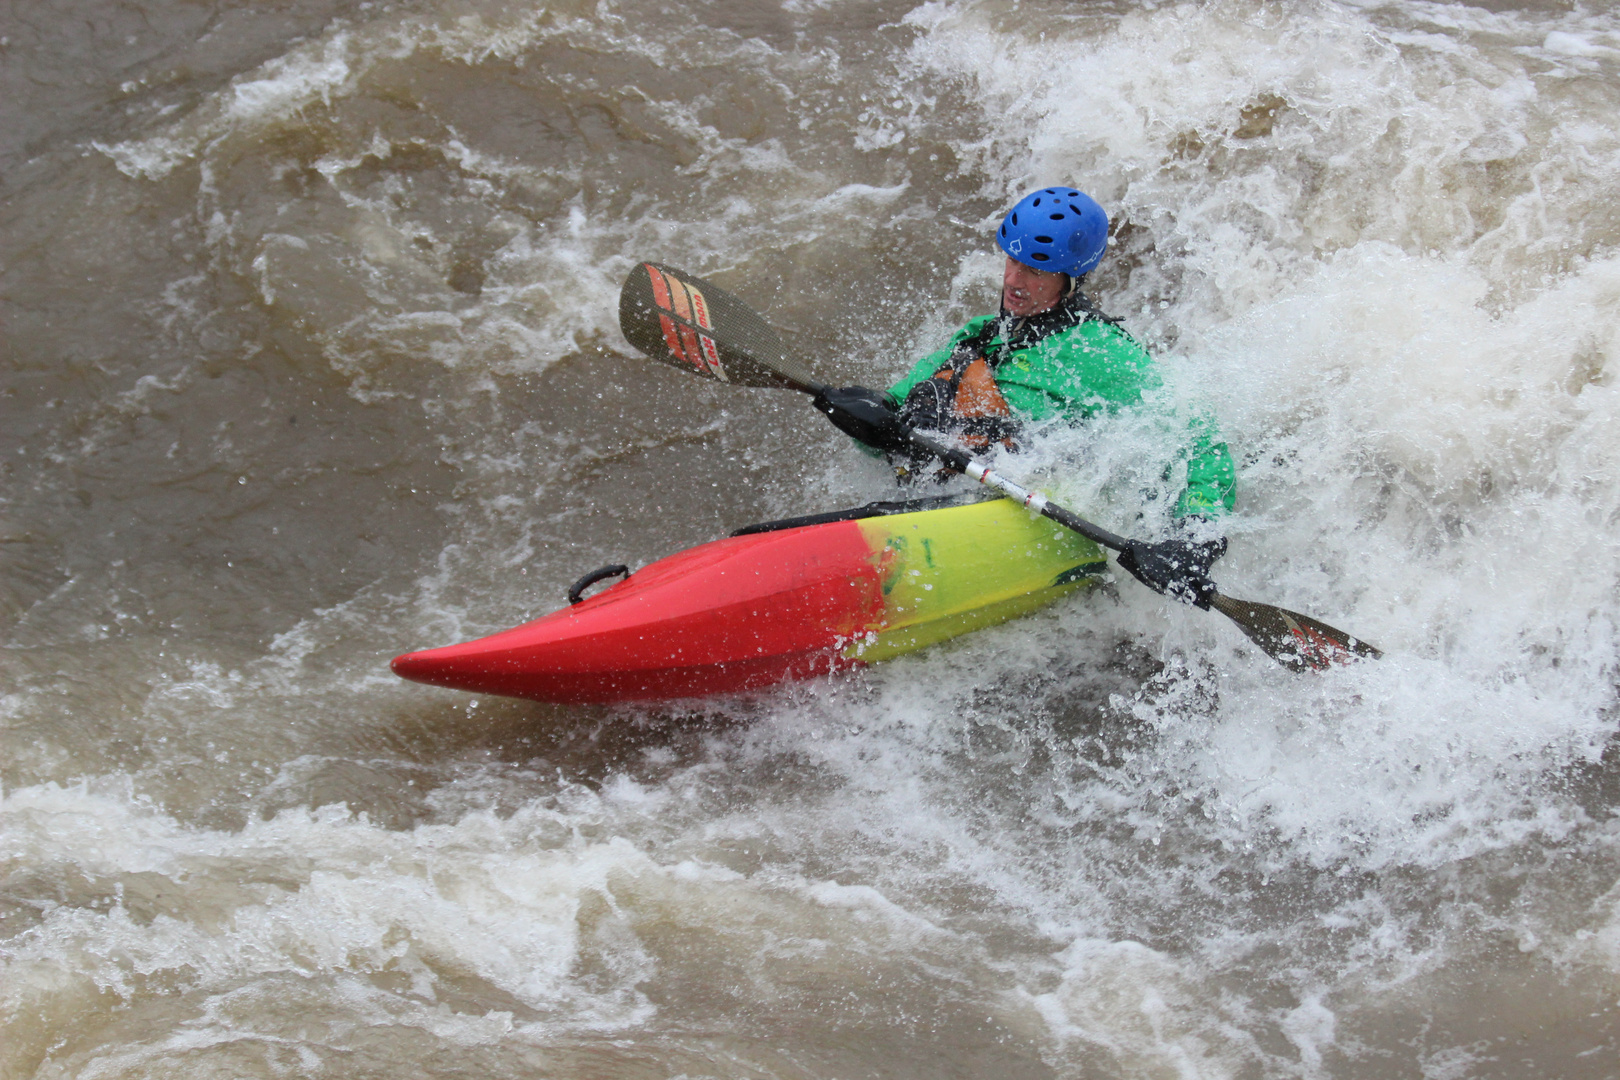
[905,429,1134,552]
[787,368,1136,551]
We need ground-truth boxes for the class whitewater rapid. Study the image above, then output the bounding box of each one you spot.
[3,0,1620,1076]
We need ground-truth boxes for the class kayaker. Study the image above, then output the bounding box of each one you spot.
[812,186,1237,610]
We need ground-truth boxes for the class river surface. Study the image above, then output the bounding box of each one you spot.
[4,0,1620,1076]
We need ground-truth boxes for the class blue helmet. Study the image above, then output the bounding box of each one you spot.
[996,187,1109,277]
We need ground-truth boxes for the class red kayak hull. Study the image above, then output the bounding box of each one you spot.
[391,520,884,704]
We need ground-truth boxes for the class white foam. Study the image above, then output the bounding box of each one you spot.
[92,9,565,181]
[1025,939,1243,1079]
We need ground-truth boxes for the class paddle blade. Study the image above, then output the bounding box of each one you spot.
[619,262,819,392]
[1207,592,1381,672]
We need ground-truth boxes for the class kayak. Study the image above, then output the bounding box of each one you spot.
[390,496,1109,704]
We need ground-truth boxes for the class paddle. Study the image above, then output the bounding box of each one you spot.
[619,261,1380,672]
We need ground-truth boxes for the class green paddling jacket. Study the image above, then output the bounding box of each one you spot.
[888,294,1237,519]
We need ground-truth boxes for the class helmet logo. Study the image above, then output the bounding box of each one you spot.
[1008,237,1023,255]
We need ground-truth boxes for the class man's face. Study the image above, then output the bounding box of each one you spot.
[1001,256,1067,317]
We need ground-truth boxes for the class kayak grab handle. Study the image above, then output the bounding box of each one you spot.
[567,563,630,605]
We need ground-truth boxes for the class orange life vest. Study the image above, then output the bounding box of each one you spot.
[899,348,1021,454]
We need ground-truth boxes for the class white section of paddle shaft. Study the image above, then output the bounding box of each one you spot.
[904,430,1133,553]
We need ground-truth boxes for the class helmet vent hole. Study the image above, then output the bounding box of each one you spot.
[1050,213,1065,220]
[1030,252,1050,261]
[1034,235,1054,244]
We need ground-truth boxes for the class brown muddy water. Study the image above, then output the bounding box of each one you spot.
[4,0,1620,1077]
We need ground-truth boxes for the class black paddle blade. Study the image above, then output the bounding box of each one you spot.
[619,262,819,392]
[1208,592,1381,672]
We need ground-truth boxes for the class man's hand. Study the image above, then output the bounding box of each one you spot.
[1116,534,1228,609]
[812,386,914,454]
